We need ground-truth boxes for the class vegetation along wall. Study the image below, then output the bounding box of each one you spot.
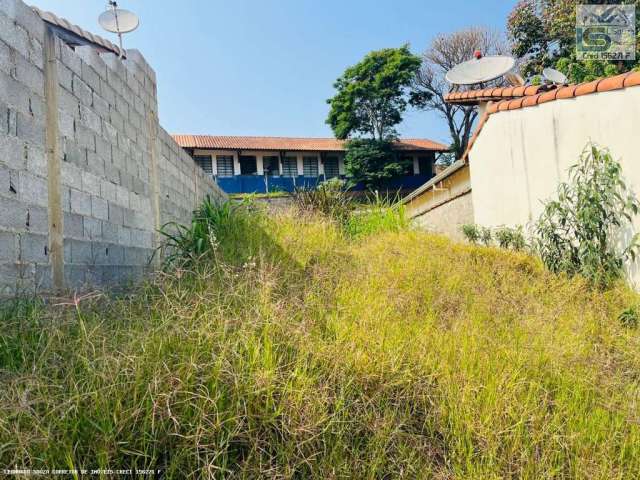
[469,83,640,287]
[0,0,226,295]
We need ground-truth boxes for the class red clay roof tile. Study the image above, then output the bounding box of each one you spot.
[508,98,526,110]
[522,93,542,107]
[171,135,449,152]
[623,71,640,88]
[556,85,577,99]
[537,89,559,104]
[512,86,527,96]
[523,85,540,96]
[574,79,600,96]
[597,75,626,92]
[497,101,511,111]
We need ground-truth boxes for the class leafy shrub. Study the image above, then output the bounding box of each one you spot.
[534,144,640,288]
[494,226,527,251]
[293,178,354,225]
[462,224,492,246]
[462,224,481,244]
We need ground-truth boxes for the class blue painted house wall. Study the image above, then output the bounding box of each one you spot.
[215,174,433,194]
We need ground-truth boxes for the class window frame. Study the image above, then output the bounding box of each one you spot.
[262,155,280,176]
[303,156,319,177]
[282,156,298,178]
[216,155,235,178]
[324,155,340,179]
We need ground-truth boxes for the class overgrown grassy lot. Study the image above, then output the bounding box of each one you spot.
[1,205,640,478]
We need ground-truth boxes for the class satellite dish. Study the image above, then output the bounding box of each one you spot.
[98,2,139,58]
[542,67,568,85]
[446,55,516,86]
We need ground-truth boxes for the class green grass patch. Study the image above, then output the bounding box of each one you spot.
[1,206,639,478]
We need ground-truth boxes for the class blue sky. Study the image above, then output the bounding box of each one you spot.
[29,0,514,143]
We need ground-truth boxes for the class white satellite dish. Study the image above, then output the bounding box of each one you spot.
[446,55,516,86]
[542,67,569,85]
[98,2,139,58]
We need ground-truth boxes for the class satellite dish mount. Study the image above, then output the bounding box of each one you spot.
[98,1,140,59]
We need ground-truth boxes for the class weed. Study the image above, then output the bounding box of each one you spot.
[535,143,640,288]
[292,178,353,225]
[494,225,527,251]
[3,208,640,478]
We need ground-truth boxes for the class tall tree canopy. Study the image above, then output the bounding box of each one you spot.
[412,28,508,160]
[326,45,422,141]
[508,0,640,82]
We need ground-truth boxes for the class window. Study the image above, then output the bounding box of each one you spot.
[282,156,298,177]
[418,153,435,177]
[240,156,257,175]
[324,156,339,179]
[263,156,279,176]
[401,156,414,176]
[194,155,212,175]
[216,155,234,177]
[303,156,318,177]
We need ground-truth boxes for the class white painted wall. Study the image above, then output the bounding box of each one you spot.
[469,86,640,285]
[194,149,346,177]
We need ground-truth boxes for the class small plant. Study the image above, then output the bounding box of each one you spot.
[462,224,481,244]
[618,306,639,329]
[479,226,493,246]
[494,226,527,251]
[462,224,492,246]
[158,197,247,268]
[534,143,640,289]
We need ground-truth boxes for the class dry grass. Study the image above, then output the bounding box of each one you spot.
[1,207,639,478]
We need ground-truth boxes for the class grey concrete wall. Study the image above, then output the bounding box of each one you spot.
[0,0,225,295]
[411,191,474,242]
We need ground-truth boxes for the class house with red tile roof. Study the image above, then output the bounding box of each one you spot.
[172,135,449,194]
[404,71,640,281]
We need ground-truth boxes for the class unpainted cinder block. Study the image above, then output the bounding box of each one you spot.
[83,216,101,239]
[19,232,48,263]
[18,171,47,207]
[69,188,91,216]
[0,230,16,261]
[63,212,84,239]
[72,74,92,107]
[91,195,108,221]
[26,205,47,234]
[69,239,93,264]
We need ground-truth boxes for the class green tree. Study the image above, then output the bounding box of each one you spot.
[342,139,411,189]
[508,0,640,83]
[326,45,422,141]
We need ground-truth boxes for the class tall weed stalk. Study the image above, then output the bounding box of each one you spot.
[535,143,640,288]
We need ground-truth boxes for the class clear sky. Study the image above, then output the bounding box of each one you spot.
[28,0,514,144]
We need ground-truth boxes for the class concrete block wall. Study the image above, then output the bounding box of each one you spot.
[0,0,226,295]
[157,126,225,228]
[0,0,49,294]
